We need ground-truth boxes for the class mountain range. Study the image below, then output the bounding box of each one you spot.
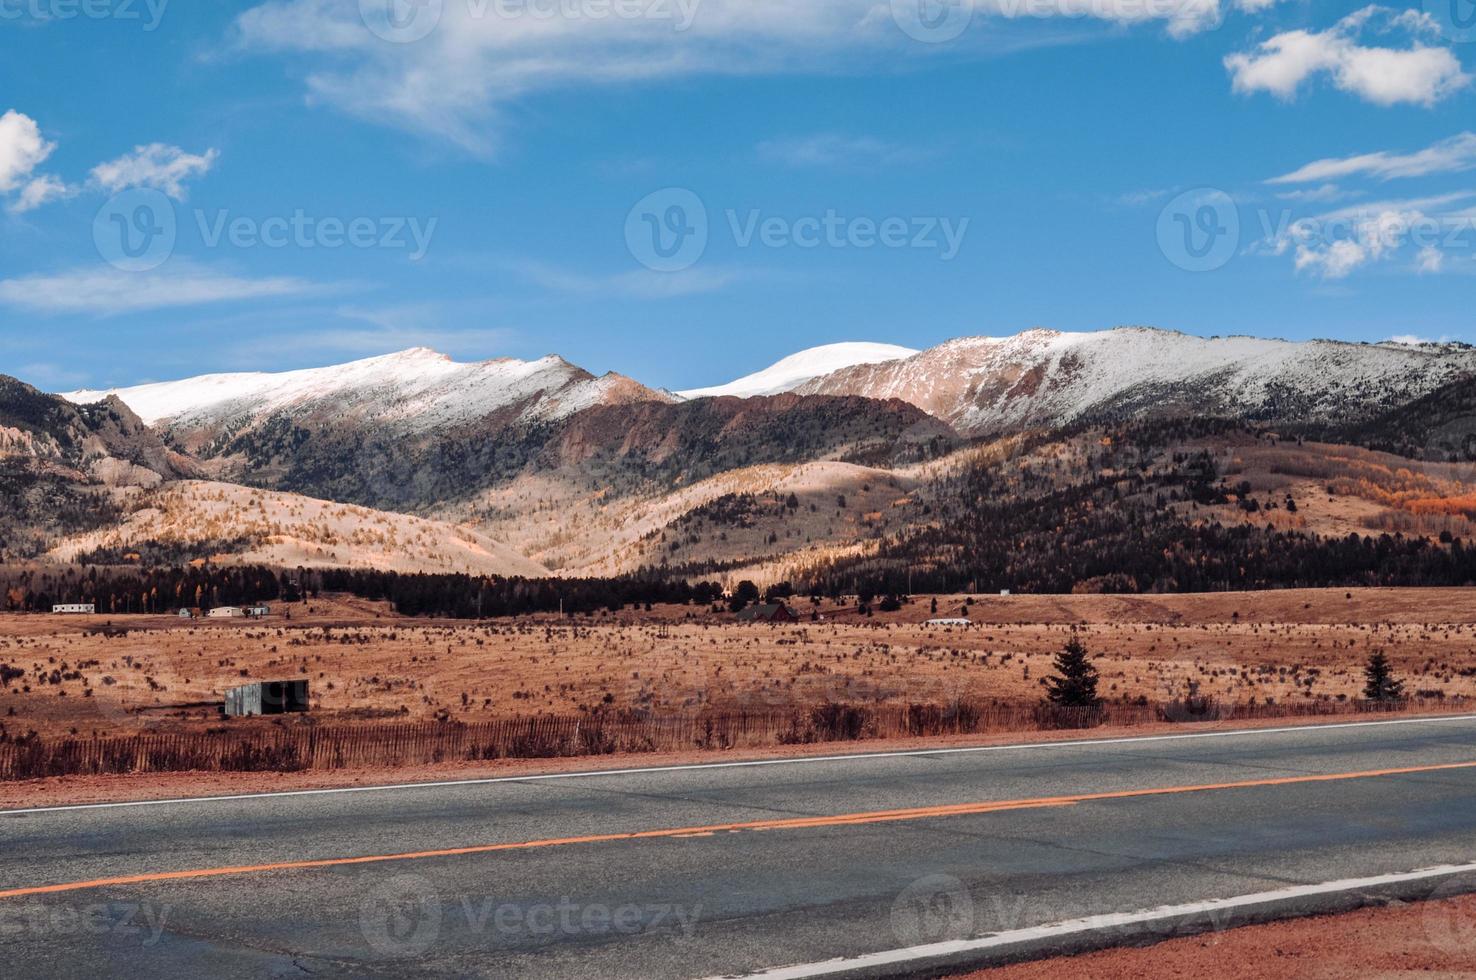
[5,326,1476,586]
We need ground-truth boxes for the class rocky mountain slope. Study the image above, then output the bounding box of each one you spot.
[0,375,545,576]
[789,328,1476,435]
[1,375,193,486]
[0,376,202,559]
[24,327,1476,583]
[71,354,960,529]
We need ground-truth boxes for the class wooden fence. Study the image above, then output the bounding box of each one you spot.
[0,697,1462,782]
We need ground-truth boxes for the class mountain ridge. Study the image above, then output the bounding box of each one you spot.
[60,328,1476,442]
[792,328,1476,434]
[16,325,1476,583]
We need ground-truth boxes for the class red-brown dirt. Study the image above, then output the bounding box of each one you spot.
[965,893,1476,979]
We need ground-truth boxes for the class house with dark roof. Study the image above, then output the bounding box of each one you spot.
[736,602,796,624]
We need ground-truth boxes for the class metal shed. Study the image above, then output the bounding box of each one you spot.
[224,679,310,717]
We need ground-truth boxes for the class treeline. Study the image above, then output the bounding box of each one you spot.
[0,565,289,614]
[0,564,723,619]
[311,568,723,618]
[804,519,1476,597]
[795,417,1476,596]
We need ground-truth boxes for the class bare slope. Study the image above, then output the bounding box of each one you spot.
[48,480,550,577]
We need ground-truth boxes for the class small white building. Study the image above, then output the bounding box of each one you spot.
[245,605,271,619]
[207,606,243,619]
[52,603,95,615]
[177,609,195,619]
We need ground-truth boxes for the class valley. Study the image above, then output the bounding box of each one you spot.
[3,588,1474,741]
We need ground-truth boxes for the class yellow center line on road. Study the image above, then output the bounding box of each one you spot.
[5,758,1476,901]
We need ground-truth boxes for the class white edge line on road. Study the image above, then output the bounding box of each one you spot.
[712,861,1476,980]
[5,712,1476,817]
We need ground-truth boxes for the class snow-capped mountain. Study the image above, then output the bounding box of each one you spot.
[61,329,1476,445]
[66,347,671,434]
[676,342,919,400]
[16,326,1476,580]
[53,346,948,533]
[791,328,1476,435]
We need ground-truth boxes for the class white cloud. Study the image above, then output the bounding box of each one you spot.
[0,109,69,213]
[0,110,53,192]
[1270,132,1476,184]
[1416,246,1446,273]
[1294,236,1372,278]
[1315,191,1475,222]
[756,133,928,169]
[0,265,320,314]
[512,259,740,298]
[233,0,1255,151]
[1114,187,1174,206]
[1283,198,1471,279]
[89,144,220,200]
[1225,6,1470,107]
[1386,332,1455,344]
[1260,192,1476,279]
[984,0,1227,39]
[12,174,71,212]
[0,111,218,212]
[1274,183,1350,204]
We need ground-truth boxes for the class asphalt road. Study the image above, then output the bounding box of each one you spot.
[5,715,1476,978]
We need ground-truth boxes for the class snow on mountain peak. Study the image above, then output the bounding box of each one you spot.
[793,326,1476,434]
[676,342,920,400]
[62,348,669,431]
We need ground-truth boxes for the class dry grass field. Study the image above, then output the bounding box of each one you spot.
[2,588,1475,740]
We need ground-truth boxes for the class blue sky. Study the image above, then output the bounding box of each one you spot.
[1,0,1474,393]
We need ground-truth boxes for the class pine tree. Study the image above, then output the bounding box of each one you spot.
[1044,635,1102,708]
[1363,652,1405,702]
